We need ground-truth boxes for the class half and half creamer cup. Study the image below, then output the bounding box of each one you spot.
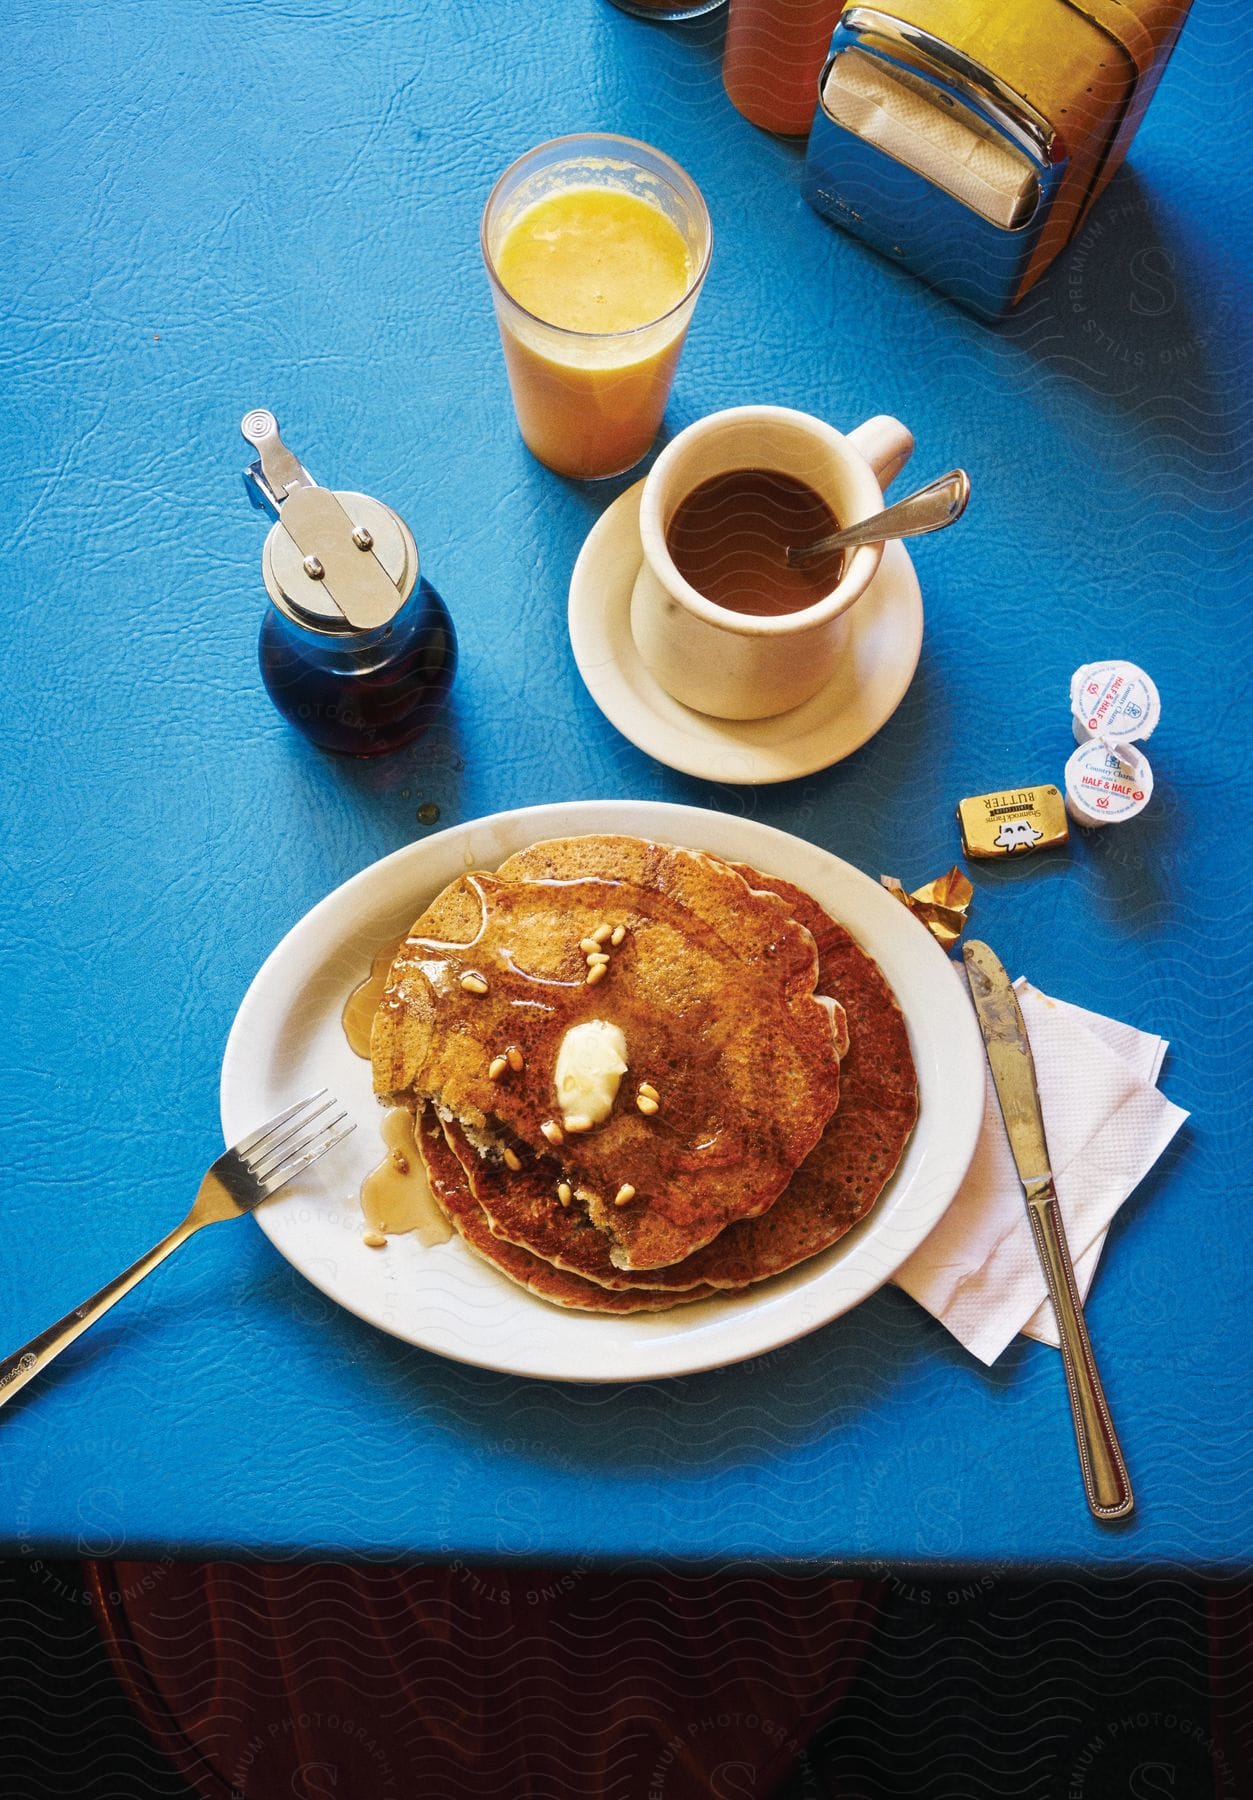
[1064,738,1154,828]
[1065,660,1160,828]
[1070,660,1161,750]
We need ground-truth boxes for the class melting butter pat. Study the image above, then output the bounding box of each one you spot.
[555,1020,628,1129]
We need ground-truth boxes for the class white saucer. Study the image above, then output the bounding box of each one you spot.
[568,479,924,784]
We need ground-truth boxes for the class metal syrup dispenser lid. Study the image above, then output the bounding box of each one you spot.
[241,409,418,633]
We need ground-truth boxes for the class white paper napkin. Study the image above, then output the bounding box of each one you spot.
[892,979,1188,1365]
[822,51,1038,229]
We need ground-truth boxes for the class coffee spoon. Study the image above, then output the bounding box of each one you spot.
[786,468,970,566]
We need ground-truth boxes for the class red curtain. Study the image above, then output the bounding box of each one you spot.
[88,1560,879,1799]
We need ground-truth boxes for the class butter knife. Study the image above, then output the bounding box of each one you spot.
[962,940,1134,1521]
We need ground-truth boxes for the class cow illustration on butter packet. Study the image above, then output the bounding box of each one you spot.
[994,818,1044,852]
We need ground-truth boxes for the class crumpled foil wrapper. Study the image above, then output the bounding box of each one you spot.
[880,867,973,952]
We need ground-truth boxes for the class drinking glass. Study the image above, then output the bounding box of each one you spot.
[481,134,712,481]
[605,0,726,18]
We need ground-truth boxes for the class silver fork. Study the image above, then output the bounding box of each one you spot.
[0,1091,354,1412]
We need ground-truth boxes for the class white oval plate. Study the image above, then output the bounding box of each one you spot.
[220,801,984,1382]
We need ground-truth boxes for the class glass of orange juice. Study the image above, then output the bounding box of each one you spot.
[481,134,712,481]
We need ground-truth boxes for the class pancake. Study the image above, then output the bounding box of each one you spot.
[416,1108,717,1314]
[372,835,844,1270]
[452,860,917,1295]
[442,1115,704,1292]
[682,865,919,1285]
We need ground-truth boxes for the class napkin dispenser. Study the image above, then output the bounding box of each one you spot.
[803,1,1191,318]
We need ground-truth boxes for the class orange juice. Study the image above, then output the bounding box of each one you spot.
[484,141,710,481]
[495,189,692,337]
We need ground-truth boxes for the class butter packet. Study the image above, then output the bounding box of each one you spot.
[956,785,1069,859]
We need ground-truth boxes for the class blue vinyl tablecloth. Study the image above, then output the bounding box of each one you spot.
[2,0,1250,1571]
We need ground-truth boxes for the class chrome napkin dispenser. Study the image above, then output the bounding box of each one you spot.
[803,2,1191,319]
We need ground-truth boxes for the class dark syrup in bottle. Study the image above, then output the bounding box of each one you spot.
[259,576,456,757]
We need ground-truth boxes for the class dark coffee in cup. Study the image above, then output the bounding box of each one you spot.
[665,467,844,616]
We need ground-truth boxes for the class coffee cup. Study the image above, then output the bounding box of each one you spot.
[630,406,914,720]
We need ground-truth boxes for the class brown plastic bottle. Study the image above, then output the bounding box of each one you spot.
[722,0,844,136]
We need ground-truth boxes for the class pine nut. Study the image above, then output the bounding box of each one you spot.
[610,925,626,946]
[502,1147,522,1172]
[488,1055,508,1081]
[557,1183,572,1206]
[636,1095,659,1115]
[506,1045,525,1072]
[564,1114,593,1133]
[592,924,612,944]
[613,1183,636,1207]
[541,1119,564,1146]
[460,972,488,995]
[638,1082,660,1103]
[585,963,607,986]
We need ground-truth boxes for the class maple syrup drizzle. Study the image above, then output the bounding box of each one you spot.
[386,873,756,1194]
[344,936,453,1246]
[343,867,820,1247]
[342,937,405,1059]
[359,1107,452,1247]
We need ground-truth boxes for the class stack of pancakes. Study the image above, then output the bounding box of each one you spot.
[371,835,918,1312]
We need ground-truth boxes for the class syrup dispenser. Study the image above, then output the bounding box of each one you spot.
[241,410,456,755]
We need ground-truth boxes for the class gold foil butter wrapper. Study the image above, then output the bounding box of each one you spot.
[880,867,973,951]
[957,785,1070,858]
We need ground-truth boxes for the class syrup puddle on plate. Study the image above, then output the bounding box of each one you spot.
[341,938,403,1059]
[342,940,452,1250]
[359,1107,452,1248]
